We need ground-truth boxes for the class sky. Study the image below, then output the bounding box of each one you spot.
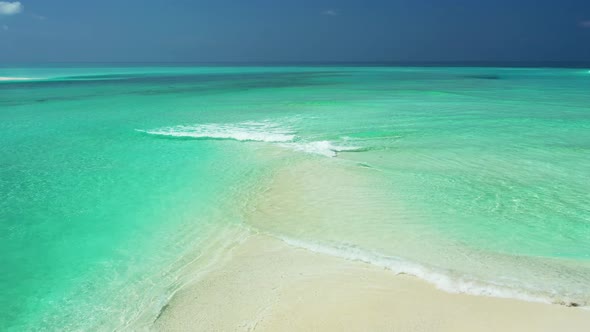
[0,0,589,63]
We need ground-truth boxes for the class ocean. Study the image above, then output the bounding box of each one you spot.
[1,65,589,330]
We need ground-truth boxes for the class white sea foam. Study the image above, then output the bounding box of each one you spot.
[0,76,35,81]
[277,235,562,305]
[139,121,368,158]
[137,121,296,143]
[282,141,364,157]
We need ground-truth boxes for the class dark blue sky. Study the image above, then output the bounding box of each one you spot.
[1,0,589,63]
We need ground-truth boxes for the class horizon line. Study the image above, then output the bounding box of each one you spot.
[2,60,590,69]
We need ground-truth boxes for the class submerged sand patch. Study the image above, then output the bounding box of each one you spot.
[153,151,590,331]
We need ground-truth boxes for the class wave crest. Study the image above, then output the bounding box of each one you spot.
[138,120,369,158]
[0,77,36,82]
[137,121,296,143]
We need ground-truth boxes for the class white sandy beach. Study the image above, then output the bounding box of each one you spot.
[153,233,590,331]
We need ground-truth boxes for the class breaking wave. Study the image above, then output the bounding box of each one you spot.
[138,120,367,158]
[137,121,296,143]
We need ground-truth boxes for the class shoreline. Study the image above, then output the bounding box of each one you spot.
[152,148,590,330]
[153,232,590,331]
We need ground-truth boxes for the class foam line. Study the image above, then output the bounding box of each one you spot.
[276,235,572,305]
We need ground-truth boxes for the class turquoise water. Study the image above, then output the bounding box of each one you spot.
[1,66,589,330]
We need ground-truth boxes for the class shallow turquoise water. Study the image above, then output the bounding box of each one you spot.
[1,66,589,330]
